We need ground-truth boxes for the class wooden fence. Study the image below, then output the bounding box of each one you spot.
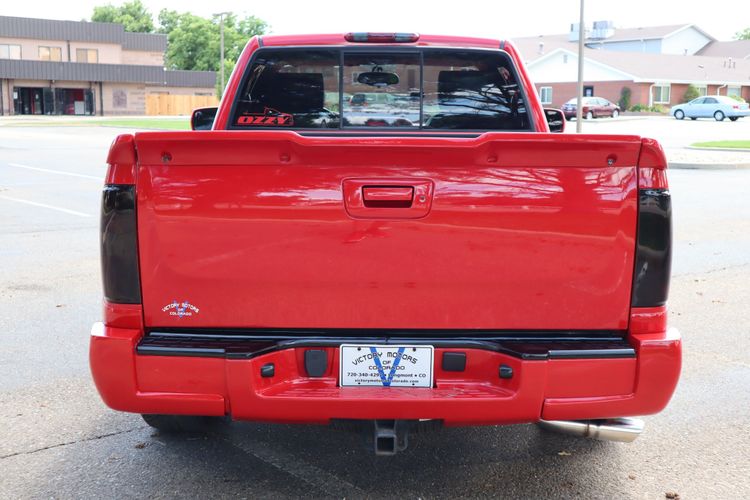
[146,94,219,116]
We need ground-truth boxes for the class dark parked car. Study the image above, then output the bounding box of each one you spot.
[562,97,620,120]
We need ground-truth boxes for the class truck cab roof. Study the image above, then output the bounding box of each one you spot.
[258,33,507,50]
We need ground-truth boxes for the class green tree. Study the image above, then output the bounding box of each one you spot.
[735,28,750,40]
[683,84,701,103]
[91,3,269,96]
[618,86,631,110]
[157,10,268,96]
[92,0,154,33]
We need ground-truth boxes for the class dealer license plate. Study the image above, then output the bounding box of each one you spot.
[339,344,434,388]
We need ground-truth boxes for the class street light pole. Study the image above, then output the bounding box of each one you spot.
[576,0,585,133]
[215,12,230,97]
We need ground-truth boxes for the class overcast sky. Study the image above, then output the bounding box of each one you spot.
[2,0,747,42]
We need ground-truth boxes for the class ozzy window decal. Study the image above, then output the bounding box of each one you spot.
[237,107,294,126]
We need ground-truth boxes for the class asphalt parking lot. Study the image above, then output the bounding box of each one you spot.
[1,117,749,498]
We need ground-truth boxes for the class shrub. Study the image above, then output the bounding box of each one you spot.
[619,87,632,110]
[728,94,747,103]
[683,84,701,103]
[629,104,668,113]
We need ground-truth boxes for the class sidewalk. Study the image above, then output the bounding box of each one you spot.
[666,147,750,169]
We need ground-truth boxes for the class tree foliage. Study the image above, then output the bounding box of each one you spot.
[91,3,269,96]
[158,11,267,73]
[736,28,750,40]
[158,11,268,95]
[618,86,631,110]
[92,0,154,33]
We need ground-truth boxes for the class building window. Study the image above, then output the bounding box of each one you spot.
[39,46,62,62]
[653,84,671,104]
[539,86,553,105]
[0,44,22,60]
[76,48,98,63]
[695,85,708,97]
[727,86,741,98]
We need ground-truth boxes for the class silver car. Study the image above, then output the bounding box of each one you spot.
[671,96,750,122]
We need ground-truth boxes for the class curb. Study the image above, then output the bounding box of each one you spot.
[669,162,750,170]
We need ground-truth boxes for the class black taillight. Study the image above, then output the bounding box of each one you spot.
[101,185,141,303]
[632,188,672,307]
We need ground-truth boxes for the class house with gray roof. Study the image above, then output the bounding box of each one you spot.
[512,23,750,110]
[0,15,216,116]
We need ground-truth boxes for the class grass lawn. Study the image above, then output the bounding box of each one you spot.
[95,118,190,130]
[691,140,750,150]
[0,117,190,130]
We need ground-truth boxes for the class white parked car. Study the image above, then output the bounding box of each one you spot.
[671,96,750,122]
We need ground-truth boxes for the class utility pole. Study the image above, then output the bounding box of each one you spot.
[215,12,230,97]
[576,0,585,132]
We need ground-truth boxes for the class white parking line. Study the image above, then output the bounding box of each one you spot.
[6,162,102,180]
[0,195,93,217]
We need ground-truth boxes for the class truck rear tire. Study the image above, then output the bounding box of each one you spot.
[141,414,226,433]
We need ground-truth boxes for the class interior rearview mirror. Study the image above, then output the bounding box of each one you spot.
[191,107,218,130]
[544,108,565,133]
[357,72,399,87]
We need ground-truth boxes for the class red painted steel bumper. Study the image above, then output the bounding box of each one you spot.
[90,310,681,425]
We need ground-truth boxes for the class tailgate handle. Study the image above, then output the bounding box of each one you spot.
[363,186,414,207]
[343,179,434,219]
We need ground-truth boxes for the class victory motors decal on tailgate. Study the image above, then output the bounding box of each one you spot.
[162,300,200,318]
[236,107,293,126]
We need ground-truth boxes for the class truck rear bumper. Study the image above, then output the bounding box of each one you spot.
[90,317,681,426]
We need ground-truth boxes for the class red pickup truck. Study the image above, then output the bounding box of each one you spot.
[91,33,680,454]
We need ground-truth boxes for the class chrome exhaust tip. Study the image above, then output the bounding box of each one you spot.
[538,417,644,443]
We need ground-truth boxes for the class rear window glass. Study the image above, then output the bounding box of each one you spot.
[233,50,341,128]
[231,48,530,131]
[422,51,528,130]
[343,53,420,128]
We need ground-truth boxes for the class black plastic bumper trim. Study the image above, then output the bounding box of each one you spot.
[136,330,635,361]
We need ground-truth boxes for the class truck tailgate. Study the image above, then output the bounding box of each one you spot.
[134,131,640,330]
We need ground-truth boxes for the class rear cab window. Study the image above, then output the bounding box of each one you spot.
[230,47,531,132]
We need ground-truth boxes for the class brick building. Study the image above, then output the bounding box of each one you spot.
[0,16,216,116]
[512,23,750,109]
